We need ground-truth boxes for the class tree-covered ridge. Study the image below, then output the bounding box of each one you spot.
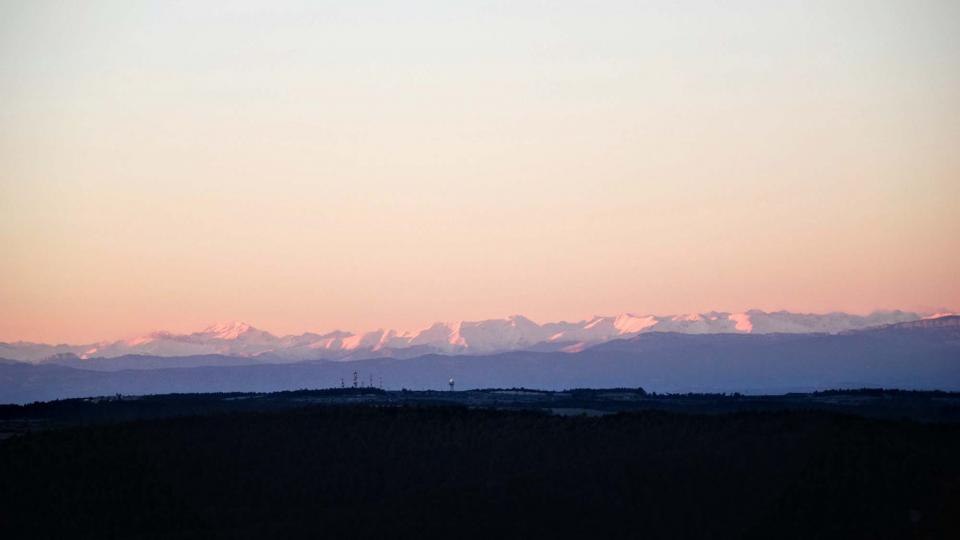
[2,405,959,539]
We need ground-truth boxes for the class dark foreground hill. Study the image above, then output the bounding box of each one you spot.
[1,404,959,540]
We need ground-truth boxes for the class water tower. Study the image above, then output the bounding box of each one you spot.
[448,377,455,392]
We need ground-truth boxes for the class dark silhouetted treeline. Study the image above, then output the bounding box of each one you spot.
[2,406,959,539]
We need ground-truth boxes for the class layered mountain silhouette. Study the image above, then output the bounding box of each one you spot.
[1,316,957,403]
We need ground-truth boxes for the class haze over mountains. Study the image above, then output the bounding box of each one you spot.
[0,310,940,364]
[1,316,958,403]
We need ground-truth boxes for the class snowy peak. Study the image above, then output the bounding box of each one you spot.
[613,314,659,334]
[923,312,957,320]
[4,309,945,364]
[728,313,754,332]
[201,321,257,340]
[880,315,960,330]
[408,321,465,350]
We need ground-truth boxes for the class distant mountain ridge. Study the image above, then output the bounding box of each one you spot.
[883,315,960,330]
[1,317,958,403]
[0,310,945,364]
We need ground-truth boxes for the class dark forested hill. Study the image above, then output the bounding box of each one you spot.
[1,406,958,539]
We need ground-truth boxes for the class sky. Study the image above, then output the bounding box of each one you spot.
[1,0,959,343]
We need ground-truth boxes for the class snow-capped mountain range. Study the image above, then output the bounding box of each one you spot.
[1,310,949,364]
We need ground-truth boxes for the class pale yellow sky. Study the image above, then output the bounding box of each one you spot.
[1,1,958,343]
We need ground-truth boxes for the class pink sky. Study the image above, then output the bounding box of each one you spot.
[1,2,958,343]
